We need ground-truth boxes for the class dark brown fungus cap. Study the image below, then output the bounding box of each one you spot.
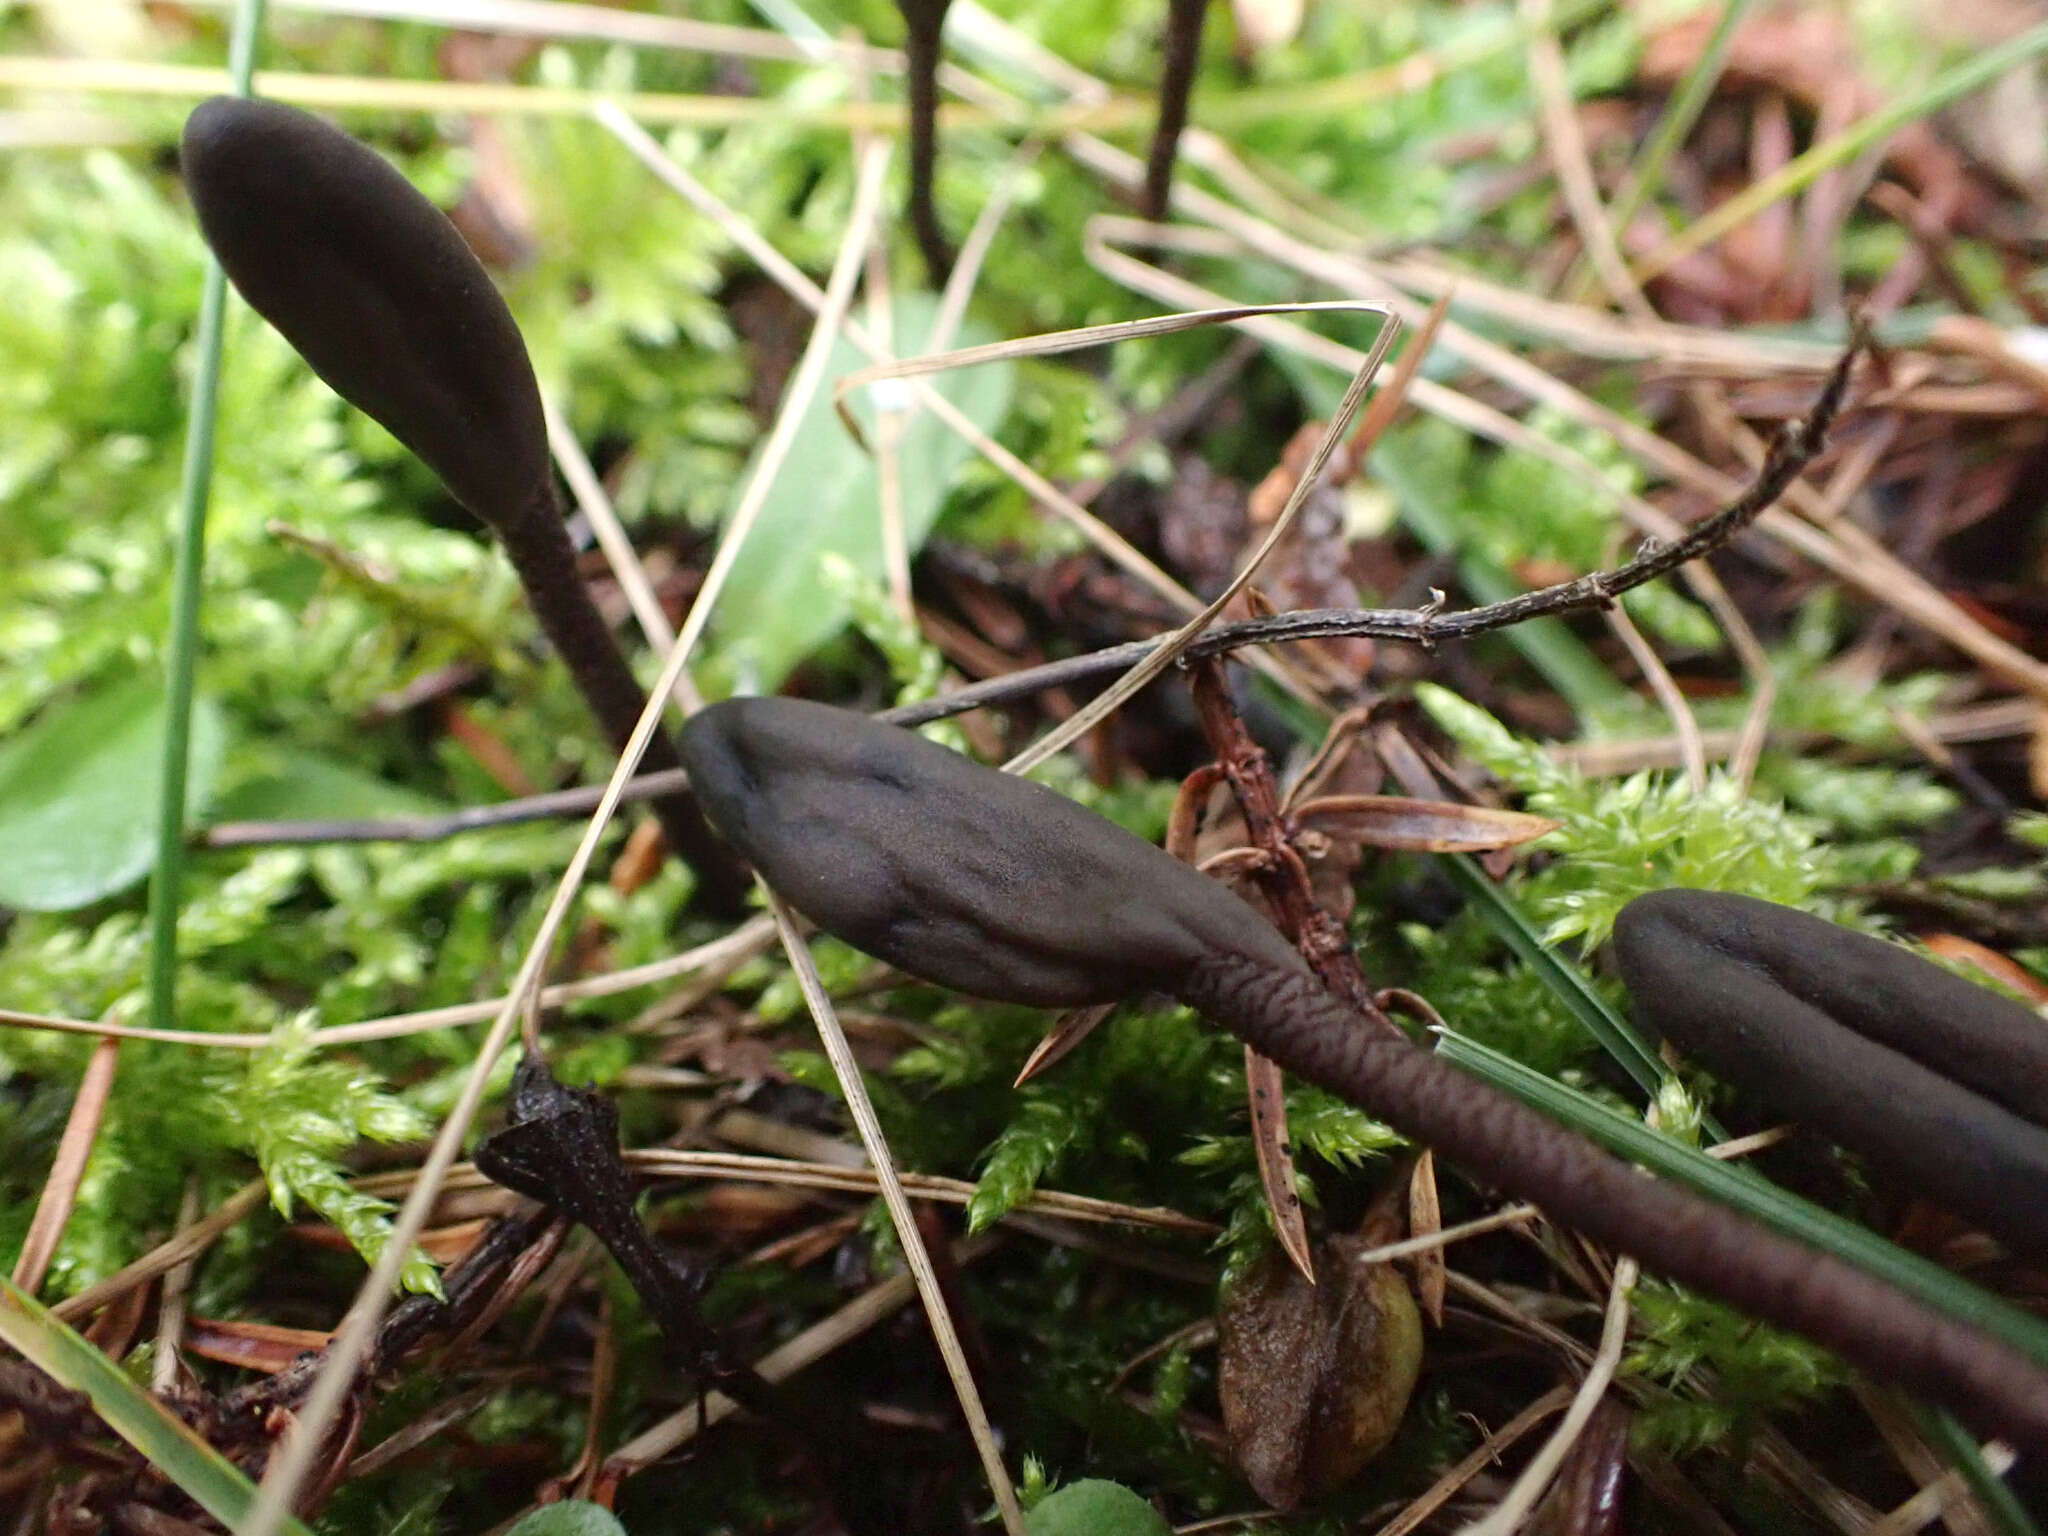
[1615,888,2048,1260]
[181,96,549,526]
[679,695,1302,1007]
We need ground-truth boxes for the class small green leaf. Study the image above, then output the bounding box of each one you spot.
[1025,1480,1173,1536]
[0,676,226,911]
[703,292,1013,695]
[503,1503,629,1536]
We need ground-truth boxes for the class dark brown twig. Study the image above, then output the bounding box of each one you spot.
[1143,0,1211,220]
[898,0,955,282]
[194,333,1863,853]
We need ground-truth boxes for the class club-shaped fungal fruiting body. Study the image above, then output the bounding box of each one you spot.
[180,97,747,911]
[679,695,2048,1457]
[1615,887,2048,1260]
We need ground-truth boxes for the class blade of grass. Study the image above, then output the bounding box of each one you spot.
[1607,0,1755,234]
[1633,19,2048,282]
[1440,855,1673,1105]
[1434,1031,2048,1366]
[1914,1406,2042,1536]
[0,1275,317,1536]
[145,0,267,1033]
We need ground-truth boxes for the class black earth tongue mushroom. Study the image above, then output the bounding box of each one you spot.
[1614,888,2048,1262]
[677,694,2048,1459]
[178,97,749,915]
[474,1055,785,1417]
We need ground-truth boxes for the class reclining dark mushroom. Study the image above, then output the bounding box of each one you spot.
[678,693,2048,1457]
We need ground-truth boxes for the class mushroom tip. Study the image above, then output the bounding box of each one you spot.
[180,95,295,180]
[677,701,759,837]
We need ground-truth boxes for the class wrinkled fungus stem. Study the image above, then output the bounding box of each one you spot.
[1174,949,2048,1457]
[1143,0,1211,220]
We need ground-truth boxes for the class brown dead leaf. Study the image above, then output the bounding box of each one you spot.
[1407,1152,1446,1327]
[1247,1046,1315,1285]
[1292,794,1559,852]
[1015,1004,1116,1086]
[1922,933,2048,1007]
[184,1317,334,1374]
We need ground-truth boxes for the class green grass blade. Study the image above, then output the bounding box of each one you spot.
[1916,1405,2043,1536]
[1444,854,1670,1101]
[1605,0,1756,234]
[0,1276,317,1536]
[1640,20,2048,279]
[1436,1031,2048,1365]
[145,0,269,1032]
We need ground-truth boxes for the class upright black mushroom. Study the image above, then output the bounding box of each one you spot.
[680,694,2048,1458]
[180,97,748,913]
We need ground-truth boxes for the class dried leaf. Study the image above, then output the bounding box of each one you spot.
[1292,794,1560,852]
[1247,1046,1314,1284]
[1407,1152,1446,1328]
[1015,1004,1116,1086]
[182,1318,333,1375]
[1922,934,2048,1008]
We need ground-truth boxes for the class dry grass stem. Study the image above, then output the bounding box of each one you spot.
[542,390,678,656]
[1602,558,1708,791]
[765,889,1026,1534]
[0,918,780,1052]
[183,0,901,66]
[1459,1258,1640,1536]
[624,1149,1216,1234]
[11,1036,120,1296]
[52,1180,269,1325]
[149,1182,202,1394]
[1866,1443,2016,1536]
[1070,130,2048,702]
[1370,1386,1573,1536]
[597,104,1317,710]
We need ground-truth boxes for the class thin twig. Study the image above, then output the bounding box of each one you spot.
[195,350,1859,852]
[1459,1258,1640,1535]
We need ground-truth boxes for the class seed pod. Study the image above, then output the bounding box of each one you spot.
[1219,1231,1423,1508]
[1614,888,2048,1260]
[677,696,2048,1456]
